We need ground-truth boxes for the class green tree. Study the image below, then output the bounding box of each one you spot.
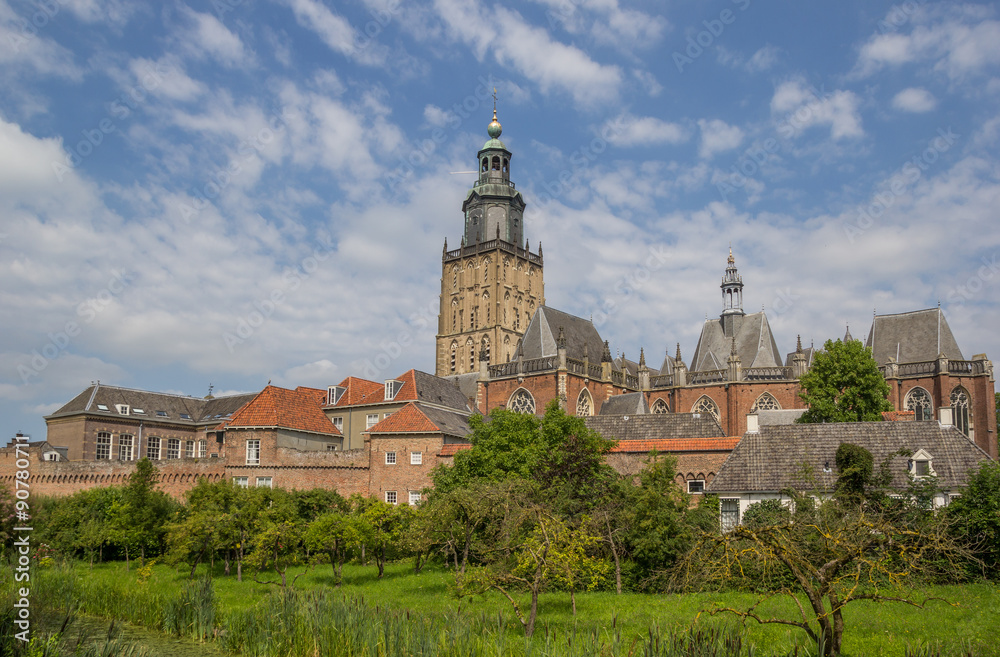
[797,339,893,423]
[246,488,303,588]
[833,442,874,504]
[304,511,352,582]
[947,459,1000,580]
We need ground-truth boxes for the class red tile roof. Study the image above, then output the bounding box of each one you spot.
[438,443,472,457]
[882,410,916,422]
[329,376,384,407]
[221,385,341,435]
[369,403,439,433]
[610,437,741,453]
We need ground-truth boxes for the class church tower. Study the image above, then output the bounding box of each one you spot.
[720,247,744,338]
[435,106,545,376]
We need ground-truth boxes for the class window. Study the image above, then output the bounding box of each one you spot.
[366,414,379,430]
[409,491,422,506]
[385,491,397,505]
[197,440,206,458]
[116,404,129,415]
[909,449,935,478]
[133,408,145,415]
[180,413,191,420]
[146,437,161,460]
[750,393,780,413]
[693,396,720,422]
[332,417,344,432]
[96,432,111,460]
[721,499,740,532]
[328,386,345,405]
[156,410,168,417]
[508,388,536,414]
[326,444,339,451]
[256,477,272,488]
[118,434,134,461]
[96,404,109,411]
[576,389,593,417]
[687,480,706,494]
[384,412,392,419]
[384,380,403,400]
[914,460,930,476]
[385,451,396,465]
[233,476,248,488]
[651,399,670,414]
[185,441,195,458]
[246,439,260,465]
[905,387,933,421]
[468,338,475,367]
[166,438,180,459]
[411,452,422,465]
[450,342,457,372]
[951,387,972,438]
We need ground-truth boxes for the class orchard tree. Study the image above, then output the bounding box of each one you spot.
[947,459,1000,580]
[797,339,893,423]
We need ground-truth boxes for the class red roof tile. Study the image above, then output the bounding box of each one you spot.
[369,403,439,433]
[882,410,916,422]
[610,437,741,453]
[222,385,340,435]
[438,443,472,457]
[330,376,384,407]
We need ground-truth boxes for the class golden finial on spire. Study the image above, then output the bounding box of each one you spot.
[727,246,734,265]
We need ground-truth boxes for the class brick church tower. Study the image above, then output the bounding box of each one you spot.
[435,106,544,376]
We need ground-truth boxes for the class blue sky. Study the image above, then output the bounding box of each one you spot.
[2,0,999,441]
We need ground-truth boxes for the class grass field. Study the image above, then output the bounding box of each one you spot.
[12,558,1000,657]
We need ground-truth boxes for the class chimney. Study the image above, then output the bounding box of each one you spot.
[746,413,759,434]
[939,406,954,427]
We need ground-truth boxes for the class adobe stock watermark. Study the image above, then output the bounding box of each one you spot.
[591,245,671,327]
[876,0,927,33]
[17,270,135,384]
[843,127,959,243]
[10,433,33,644]
[672,0,752,73]
[223,234,335,353]
[945,254,999,307]
[51,61,171,182]
[770,287,801,317]
[6,0,69,53]
[384,75,496,191]
[528,115,628,217]
[352,297,439,380]
[179,107,294,222]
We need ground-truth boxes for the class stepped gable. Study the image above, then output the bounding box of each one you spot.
[690,311,783,372]
[395,369,472,412]
[599,392,649,415]
[708,422,990,494]
[866,308,964,365]
[220,385,340,435]
[45,382,256,425]
[585,413,726,442]
[369,402,472,439]
[515,306,607,363]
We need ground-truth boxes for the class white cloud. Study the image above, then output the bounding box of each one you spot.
[283,0,387,66]
[128,56,206,102]
[431,0,622,106]
[607,115,687,147]
[717,44,779,72]
[698,119,744,159]
[892,87,937,113]
[771,80,863,140]
[177,8,251,68]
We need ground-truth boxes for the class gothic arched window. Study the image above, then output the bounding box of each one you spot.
[750,392,780,413]
[449,342,457,373]
[482,336,490,363]
[467,338,475,369]
[951,387,972,438]
[651,398,670,414]
[504,335,511,360]
[905,387,933,421]
[483,291,490,324]
[482,257,490,283]
[692,396,720,422]
[576,389,593,417]
[509,388,536,414]
[452,266,458,290]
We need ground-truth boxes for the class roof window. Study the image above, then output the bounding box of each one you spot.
[96,404,109,411]
[180,413,191,420]
[133,408,145,414]
[328,386,346,405]
[115,404,130,415]
[908,449,936,478]
[385,380,403,401]
[156,410,168,417]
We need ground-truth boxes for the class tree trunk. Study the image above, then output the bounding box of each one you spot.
[224,552,231,576]
[570,588,577,616]
[377,546,385,579]
[526,586,539,638]
[361,544,366,565]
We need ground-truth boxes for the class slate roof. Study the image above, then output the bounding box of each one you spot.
[441,372,480,404]
[46,383,257,426]
[757,409,806,426]
[369,402,472,438]
[708,422,990,493]
[220,386,340,435]
[690,311,783,372]
[866,308,964,365]
[784,345,816,368]
[599,392,649,415]
[514,306,609,364]
[397,370,472,412]
[585,413,726,442]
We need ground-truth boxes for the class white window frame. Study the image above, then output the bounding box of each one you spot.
[721,498,740,532]
[185,441,195,458]
[385,451,396,465]
[410,451,422,465]
[246,439,260,465]
[687,479,706,494]
[197,440,206,458]
[385,491,397,505]
[95,432,112,460]
[146,437,160,460]
[409,491,422,506]
[366,414,379,430]
[118,434,134,461]
[331,417,344,432]
[166,438,180,460]
[326,444,339,451]
[233,476,248,488]
[256,476,272,488]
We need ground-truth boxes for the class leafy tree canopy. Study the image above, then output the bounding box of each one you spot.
[797,339,893,423]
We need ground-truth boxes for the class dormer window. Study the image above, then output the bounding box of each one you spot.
[328,386,346,405]
[115,404,130,415]
[909,449,936,478]
[384,380,403,401]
